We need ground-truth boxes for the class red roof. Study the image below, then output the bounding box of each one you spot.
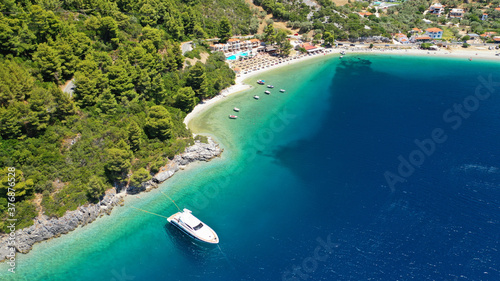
[301,43,317,50]
[426,27,443,32]
[227,38,240,42]
[415,36,431,40]
[480,32,497,37]
[496,8,500,11]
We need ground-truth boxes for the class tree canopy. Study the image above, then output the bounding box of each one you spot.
[0,0,242,232]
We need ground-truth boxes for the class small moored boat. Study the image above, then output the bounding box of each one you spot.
[265,90,271,94]
[233,107,240,112]
[280,89,285,93]
[167,208,219,244]
[229,115,238,119]
[254,95,260,99]
[257,80,265,85]
[267,85,274,88]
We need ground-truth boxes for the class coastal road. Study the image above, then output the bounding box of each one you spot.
[181,41,193,55]
[62,79,75,98]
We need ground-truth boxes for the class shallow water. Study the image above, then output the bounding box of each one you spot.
[2,54,500,280]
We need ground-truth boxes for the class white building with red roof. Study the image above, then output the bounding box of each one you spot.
[394,33,409,44]
[425,27,443,39]
[449,8,465,19]
[429,3,445,17]
[297,43,324,53]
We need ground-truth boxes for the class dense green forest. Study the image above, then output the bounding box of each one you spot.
[2,0,500,234]
[0,0,250,233]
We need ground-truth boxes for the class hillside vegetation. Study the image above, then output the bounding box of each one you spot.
[0,0,252,232]
[253,0,500,41]
[2,0,500,234]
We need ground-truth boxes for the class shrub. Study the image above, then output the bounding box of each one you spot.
[129,168,151,187]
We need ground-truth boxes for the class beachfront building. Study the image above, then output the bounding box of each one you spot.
[227,38,241,50]
[494,36,500,43]
[425,28,443,39]
[394,33,409,44]
[429,3,445,17]
[411,35,431,43]
[480,32,496,39]
[297,43,324,53]
[448,8,465,19]
[209,43,229,52]
[482,13,488,21]
[210,38,261,53]
[410,28,423,34]
[249,39,261,48]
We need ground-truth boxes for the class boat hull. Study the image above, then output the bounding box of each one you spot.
[168,220,218,244]
[167,212,219,244]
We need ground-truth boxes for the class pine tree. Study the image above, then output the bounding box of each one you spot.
[0,59,34,106]
[96,88,118,115]
[107,60,136,100]
[32,42,62,83]
[129,168,151,187]
[0,102,23,139]
[174,87,197,112]
[218,17,232,43]
[145,105,174,141]
[264,24,275,43]
[128,121,142,151]
[105,148,131,182]
[86,175,106,201]
[186,62,206,94]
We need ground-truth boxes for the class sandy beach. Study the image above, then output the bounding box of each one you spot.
[184,46,500,126]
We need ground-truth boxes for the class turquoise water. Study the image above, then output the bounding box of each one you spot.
[226,51,249,61]
[1,54,500,280]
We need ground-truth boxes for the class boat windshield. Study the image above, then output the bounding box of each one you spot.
[193,223,203,231]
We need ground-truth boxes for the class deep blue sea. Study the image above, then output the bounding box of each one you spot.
[1,54,500,281]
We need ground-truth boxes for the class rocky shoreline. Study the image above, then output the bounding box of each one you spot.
[0,137,222,262]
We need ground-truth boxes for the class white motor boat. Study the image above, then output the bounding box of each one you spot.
[167,209,219,244]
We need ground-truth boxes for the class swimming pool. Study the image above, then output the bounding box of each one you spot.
[226,51,250,61]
